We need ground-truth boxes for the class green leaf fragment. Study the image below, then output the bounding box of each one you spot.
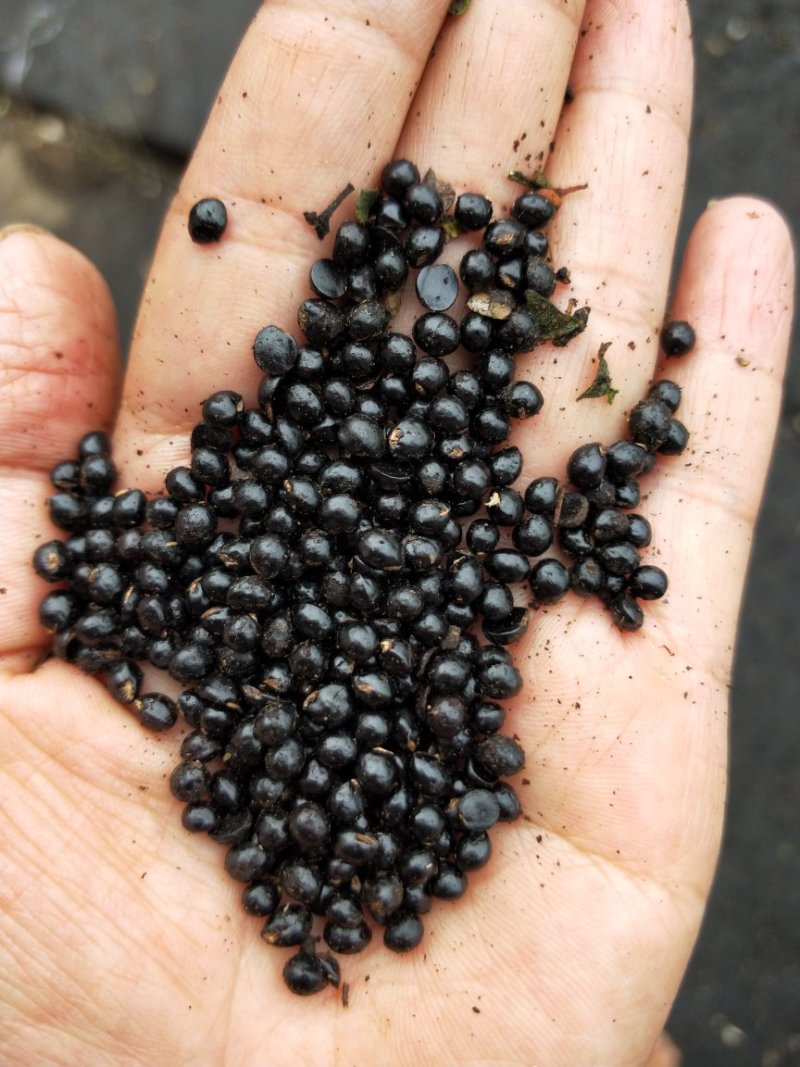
[442,217,463,240]
[354,188,380,224]
[577,343,618,404]
[523,289,589,343]
[508,169,551,190]
[449,0,473,14]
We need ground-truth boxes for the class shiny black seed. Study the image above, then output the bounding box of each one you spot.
[629,398,672,451]
[455,192,493,230]
[363,873,404,923]
[524,476,558,515]
[478,581,514,622]
[484,217,526,255]
[457,833,492,871]
[188,197,227,242]
[33,540,71,582]
[136,692,178,732]
[242,881,279,918]
[626,514,652,548]
[605,439,649,482]
[628,565,668,600]
[404,182,442,223]
[495,309,540,354]
[181,801,218,834]
[381,158,420,198]
[485,488,525,527]
[262,903,312,947]
[530,558,570,605]
[571,557,604,596]
[324,919,372,955]
[460,248,496,292]
[597,541,640,577]
[485,549,530,584]
[253,325,298,375]
[297,299,346,346]
[648,379,682,413]
[466,519,500,555]
[513,192,556,228]
[476,734,525,778]
[457,788,502,832]
[412,312,460,357]
[384,912,424,952]
[415,263,459,312]
[111,489,146,528]
[661,320,696,356]
[608,592,644,632]
[657,418,690,455]
[374,246,409,291]
[431,865,467,900]
[309,257,347,299]
[405,224,446,268]
[567,442,606,489]
[337,414,385,459]
[525,256,556,297]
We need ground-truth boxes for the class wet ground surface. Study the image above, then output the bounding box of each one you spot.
[1,2,798,1063]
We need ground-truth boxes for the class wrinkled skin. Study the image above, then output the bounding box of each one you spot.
[0,2,794,1065]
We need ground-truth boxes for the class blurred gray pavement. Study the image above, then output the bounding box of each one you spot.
[1,2,798,1063]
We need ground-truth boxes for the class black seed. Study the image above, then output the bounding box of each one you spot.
[137,692,178,732]
[381,158,420,198]
[571,557,604,596]
[657,418,690,456]
[512,192,556,228]
[629,398,672,451]
[338,414,385,459]
[188,197,227,242]
[324,919,372,954]
[648,379,682,412]
[628,565,668,600]
[457,833,492,871]
[608,592,644,631]
[530,558,570,605]
[404,182,442,223]
[253,325,298,375]
[413,312,460,357]
[484,218,526,256]
[242,881,279,918]
[455,192,493,230]
[567,442,606,489]
[457,788,501,831]
[384,912,424,952]
[660,320,696,356]
[262,903,312,947]
[416,263,459,312]
[309,257,347,299]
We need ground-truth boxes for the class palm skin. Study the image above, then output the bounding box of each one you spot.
[0,2,794,1065]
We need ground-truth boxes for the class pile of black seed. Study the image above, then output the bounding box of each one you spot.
[34,160,689,996]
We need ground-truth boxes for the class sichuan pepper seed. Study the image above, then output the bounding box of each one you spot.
[34,159,692,997]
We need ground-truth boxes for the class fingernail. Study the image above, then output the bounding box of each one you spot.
[0,222,51,241]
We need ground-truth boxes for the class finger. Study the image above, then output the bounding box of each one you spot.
[117,0,452,487]
[523,0,694,473]
[394,0,585,196]
[0,230,121,671]
[635,197,795,669]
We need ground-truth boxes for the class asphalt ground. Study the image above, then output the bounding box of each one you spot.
[1,2,798,1063]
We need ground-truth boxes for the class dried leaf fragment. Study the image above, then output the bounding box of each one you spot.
[524,289,589,343]
[577,343,618,404]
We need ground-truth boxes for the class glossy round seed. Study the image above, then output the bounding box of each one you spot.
[530,558,570,605]
[416,263,459,312]
[455,192,493,229]
[188,197,227,243]
[660,319,696,356]
[628,565,668,600]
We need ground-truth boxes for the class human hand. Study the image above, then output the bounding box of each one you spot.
[0,1,794,1065]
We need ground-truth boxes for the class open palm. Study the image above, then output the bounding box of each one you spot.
[0,2,794,1065]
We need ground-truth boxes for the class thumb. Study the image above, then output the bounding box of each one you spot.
[0,227,121,672]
